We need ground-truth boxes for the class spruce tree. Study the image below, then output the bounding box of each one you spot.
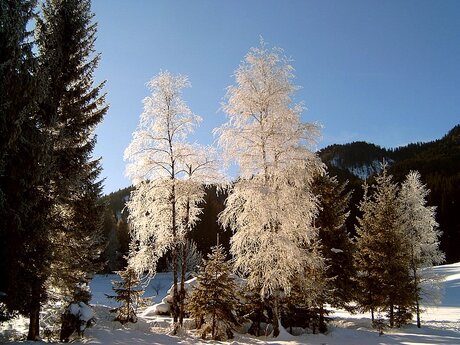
[187,246,238,340]
[0,0,37,175]
[354,164,413,327]
[0,0,55,338]
[313,173,355,310]
[283,255,330,334]
[0,0,38,321]
[36,0,107,305]
[106,267,147,324]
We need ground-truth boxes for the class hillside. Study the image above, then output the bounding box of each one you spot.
[319,125,460,263]
[100,126,460,266]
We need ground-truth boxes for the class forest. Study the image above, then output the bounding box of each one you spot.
[102,124,460,273]
[0,0,455,342]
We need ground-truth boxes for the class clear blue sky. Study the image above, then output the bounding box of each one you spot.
[91,0,460,194]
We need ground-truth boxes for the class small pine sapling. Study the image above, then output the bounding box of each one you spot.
[105,267,148,324]
[187,246,239,340]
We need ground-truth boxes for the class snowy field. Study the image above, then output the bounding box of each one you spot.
[2,263,460,344]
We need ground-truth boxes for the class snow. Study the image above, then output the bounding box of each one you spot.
[2,263,460,344]
[330,248,343,254]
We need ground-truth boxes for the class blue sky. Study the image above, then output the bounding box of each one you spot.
[91,0,460,194]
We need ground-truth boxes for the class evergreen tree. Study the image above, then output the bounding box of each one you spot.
[237,285,272,337]
[313,173,355,310]
[106,267,147,324]
[102,209,120,272]
[36,0,107,307]
[399,171,444,328]
[187,246,238,340]
[0,0,37,176]
[0,0,38,322]
[354,164,413,327]
[0,0,54,338]
[283,260,330,334]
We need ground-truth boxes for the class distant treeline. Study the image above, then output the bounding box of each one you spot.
[101,125,460,271]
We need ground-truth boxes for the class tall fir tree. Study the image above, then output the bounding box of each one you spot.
[34,0,108,333]
[0,1,55,338]
[312,173,355,310]
[37,0,107,293]
[354,164,413,327]
[187,245,238,340]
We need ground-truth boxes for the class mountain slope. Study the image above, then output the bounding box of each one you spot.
[319,125,460,264]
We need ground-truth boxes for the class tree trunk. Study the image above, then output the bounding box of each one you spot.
[170,176,179,333]
[212,307,216,340]
[416,298,421,328]
[389,304,394,327]
[27,286,41,340]
[412,262,421,328]
[172,244,179,324]
[371,307,374,322]
[179,240,188,326]
[319,304,327,333]
[272,295,280,337]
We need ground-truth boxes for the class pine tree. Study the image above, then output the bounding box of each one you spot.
[399,171,444,328]
[313,173,355,310]
[354,164,413,327]
[216,39,324,337]
[36,0,107,308]
[187,246,238,340]
[105,267,147,324]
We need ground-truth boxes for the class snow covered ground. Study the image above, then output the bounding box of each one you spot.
[2,263,460,344]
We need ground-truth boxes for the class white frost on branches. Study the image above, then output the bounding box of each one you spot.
[124,71,220,281]
[399,171,444,268]
[216,40,325,298]
[124,72,201,184]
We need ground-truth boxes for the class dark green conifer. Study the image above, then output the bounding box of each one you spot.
[187,245,238,340]
[36,0,108,304]
[354,165,413,327]
[313,173,355,310]
[0,1,54,339]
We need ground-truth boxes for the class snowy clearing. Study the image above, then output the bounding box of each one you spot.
[2,263,460,344]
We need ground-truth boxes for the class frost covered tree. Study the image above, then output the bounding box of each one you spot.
[167,239,203,274]
[354,164,413,327]
[216,40,324,337]
[398,171,444,328]
[187,245,238,340]
[124,72,218,329]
